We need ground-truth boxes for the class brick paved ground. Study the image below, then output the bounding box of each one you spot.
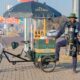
[0,46,80,80]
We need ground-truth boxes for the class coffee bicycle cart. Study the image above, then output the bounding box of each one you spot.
[0,16,57,72]
[1,0,80,73]
[0,17,80,73]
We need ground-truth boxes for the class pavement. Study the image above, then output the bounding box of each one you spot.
[0,46,80,80]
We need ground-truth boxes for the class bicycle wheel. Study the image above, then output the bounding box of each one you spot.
[40,56,56,72]
[33,61,40,68]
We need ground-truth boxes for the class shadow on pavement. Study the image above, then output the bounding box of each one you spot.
[0,62,80,73]
[54,62,80,73]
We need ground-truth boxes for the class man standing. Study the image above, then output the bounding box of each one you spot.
[54,13,80,73]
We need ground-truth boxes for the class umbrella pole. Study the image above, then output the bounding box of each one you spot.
[43,18,46,36]
[30,19,33,49]
[24,18,27,51]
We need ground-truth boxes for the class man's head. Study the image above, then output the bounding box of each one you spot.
[68,13,77,23]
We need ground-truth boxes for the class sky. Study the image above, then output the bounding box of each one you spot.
[0,0,72,16]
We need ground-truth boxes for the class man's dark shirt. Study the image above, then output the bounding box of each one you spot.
[56,21,80,39]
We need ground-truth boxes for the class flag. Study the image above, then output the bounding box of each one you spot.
[17,0,33,2]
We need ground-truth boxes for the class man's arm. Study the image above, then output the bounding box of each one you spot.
[76,22,80,42]
[78,23,80,33]
[56,22,68,39]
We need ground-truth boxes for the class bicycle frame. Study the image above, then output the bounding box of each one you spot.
[2,50,32,64]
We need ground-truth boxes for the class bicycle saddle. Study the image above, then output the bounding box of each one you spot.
[11,42,19,49]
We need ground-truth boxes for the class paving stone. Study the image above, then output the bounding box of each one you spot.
[0,46,80,80]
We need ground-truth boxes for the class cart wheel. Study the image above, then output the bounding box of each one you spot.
[40,56,56,72]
